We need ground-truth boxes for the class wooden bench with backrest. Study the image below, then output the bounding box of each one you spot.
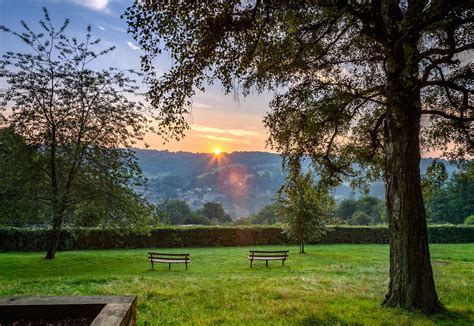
[248,250,289,267]
[148,252,190,270]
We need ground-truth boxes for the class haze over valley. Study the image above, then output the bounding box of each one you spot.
[135,149,459,218]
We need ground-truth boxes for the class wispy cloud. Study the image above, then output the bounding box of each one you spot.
[107,24,127,33]
[127,41,140,51]
[200,135,250,144]
[192,124,260,137]
[97,25,106,31]
[192,102,213,109]
[73,0,109,12]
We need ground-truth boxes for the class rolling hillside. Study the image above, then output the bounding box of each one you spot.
[134,149,459,218]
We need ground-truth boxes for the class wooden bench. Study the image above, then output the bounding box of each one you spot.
[248,250,289,267]
[148,252,190,269]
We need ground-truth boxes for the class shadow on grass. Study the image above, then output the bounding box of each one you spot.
[429,307,473,324]
[298,307,473,325]
[299,314,355,326]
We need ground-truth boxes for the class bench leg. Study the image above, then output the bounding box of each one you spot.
[151,261,154,269]
[282,259,285,266]
[250,259,253,268]
[266,260,268,267]
[185,262,188,270]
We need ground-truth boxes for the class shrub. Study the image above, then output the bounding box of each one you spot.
[464,215,474,225]
[349,211,372,225]
[0,225,472,252]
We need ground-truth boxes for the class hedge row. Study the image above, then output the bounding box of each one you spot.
[0,225,472,252]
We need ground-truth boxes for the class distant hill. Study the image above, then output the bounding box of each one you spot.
[134,149,459,218]
[134,149,282,178]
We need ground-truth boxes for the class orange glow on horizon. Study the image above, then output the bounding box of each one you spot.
[214,148,221,155]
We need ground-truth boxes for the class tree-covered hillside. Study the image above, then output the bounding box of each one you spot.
[134,149,460,217]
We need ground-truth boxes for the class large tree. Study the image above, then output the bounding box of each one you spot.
[0,9,152,259]
[124,0,473,312]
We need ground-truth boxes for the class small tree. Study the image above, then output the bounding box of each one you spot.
[0,9,152,259]
[276,170,334,254]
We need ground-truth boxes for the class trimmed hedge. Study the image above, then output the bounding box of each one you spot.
[0,225,473,252]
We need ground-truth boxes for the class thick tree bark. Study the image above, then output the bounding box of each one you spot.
[382,39,441,313]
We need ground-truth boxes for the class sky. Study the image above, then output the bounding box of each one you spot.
[0,0,273,153]
[0,1,461,157]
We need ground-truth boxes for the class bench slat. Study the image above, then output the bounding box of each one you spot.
[248,256,286,260]
[249,250,289,253]
[249,254,288,257]
[148,252,190,256]
[150,259,191,263]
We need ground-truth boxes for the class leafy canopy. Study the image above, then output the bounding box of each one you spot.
[124,1,473,186]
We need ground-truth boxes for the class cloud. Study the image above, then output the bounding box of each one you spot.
[192,124,260,137]
[192,102,213,109]
[200,135,250,144]
[73,0,109,12]
[127,41,140,51]
[97,25,106,31]
[107,24,127,33]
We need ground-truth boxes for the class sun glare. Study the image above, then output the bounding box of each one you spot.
[214,148,221,155]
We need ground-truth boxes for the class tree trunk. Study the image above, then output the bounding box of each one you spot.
[300,230,305,254]
[382,42,441,312]
[45,207,64,259]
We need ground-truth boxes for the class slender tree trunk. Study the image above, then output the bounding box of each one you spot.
[45,126,63,260]
[382,39,441,313]
[45,206,65,259]
[300,231,305,254]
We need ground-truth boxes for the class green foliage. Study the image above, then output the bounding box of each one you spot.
[183,213,210,226]
[201,202,232,224]
[158,200,195,225]
[428,162,474,224]
[464,215,474,225]
[157,200,233,226]
[336,199,358,220]
[0,225,472,252]
[0,129,153,229]
[349,211,372,226]
[243,205,278,225]
[0,128,47,226]
[422,160,449,219]
[276,171,336,253]
[275,172,334,253]
[336,196,385,224]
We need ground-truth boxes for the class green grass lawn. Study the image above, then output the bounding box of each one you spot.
[0,244,473,325]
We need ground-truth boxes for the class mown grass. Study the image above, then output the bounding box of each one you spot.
[0,244,473,325]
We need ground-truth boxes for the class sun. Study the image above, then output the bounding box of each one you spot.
[213,148,221,155]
